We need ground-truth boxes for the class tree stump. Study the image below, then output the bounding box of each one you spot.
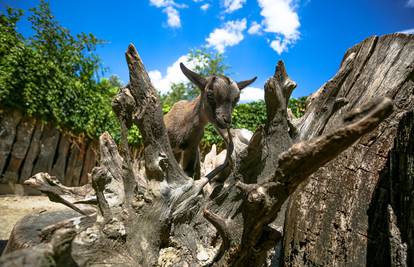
[1,34,410,267]
[283,33,414,267]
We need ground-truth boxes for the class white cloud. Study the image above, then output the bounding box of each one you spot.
[150,0,167,7]
[200,3,210,11]
[150,0,173,8]
[164,6,181,27]
[149,55,208,95]
[248,21,262,35]
[191,0,209,11]
[240,87,264,103]
[206,18,247,53]
[399,28,414,34]
[257,0,301,54]
[270,37,297,54]
[407,0,414,7]
[149,0,186,28]
[223,0,246,13]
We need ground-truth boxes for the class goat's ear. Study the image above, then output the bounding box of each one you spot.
[237,76,257,90]
[180,63,207,90]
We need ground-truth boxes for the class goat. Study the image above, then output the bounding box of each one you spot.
[164,63,256,178]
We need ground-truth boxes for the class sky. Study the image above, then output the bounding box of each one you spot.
[1,0,413,102]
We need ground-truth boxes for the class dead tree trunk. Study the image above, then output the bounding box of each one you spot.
[283,33,414,266]
[1,34,403,267]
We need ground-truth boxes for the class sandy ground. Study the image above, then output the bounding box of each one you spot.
[0,195,67,254]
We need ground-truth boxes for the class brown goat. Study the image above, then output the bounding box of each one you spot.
[164,63,256,178]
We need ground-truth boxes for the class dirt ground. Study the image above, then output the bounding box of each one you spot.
[0,195,67,254]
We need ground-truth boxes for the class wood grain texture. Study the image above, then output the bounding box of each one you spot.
[283,33,414,267]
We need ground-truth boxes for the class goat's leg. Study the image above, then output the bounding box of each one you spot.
[193,148,201,180]
[173,151,183,166]
[182,147,200,179]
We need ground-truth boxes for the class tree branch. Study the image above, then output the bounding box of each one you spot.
[203,209,231,263]
[23,173,95,216]
[265,60,297,126]
[124,44,189,185]
[275,97,393,193]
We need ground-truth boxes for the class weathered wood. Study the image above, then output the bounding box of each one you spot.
[23,173,96,216]
[2,210,80,255]
[237,61,295,185]
[65,140,86,186]
[0,109,23,180]
[283,33,414,267]
[364,111,413,267]
[3,117,36,183]
[1,228,78,267]
[113,44,190,185]
[32,123,60,176]
[79,142,97,185]
[19,121,44,183]
[0,111,98,187]
[51,133,71,184]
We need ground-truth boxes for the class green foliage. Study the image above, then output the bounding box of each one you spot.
[160,48,229,106]
[127,125,142,147]
[0,1,120,139]
[288,96,307,118]
[188,48,229,77]
[0,8,25,105]
[232,101,267,130]
[200,98,306,150]
[200,101,267,151]
[160,82,188,106]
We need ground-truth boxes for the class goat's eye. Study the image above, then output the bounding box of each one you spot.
[207,90,215,101]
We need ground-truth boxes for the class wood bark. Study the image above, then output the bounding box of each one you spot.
[51,133,72,184]
[283,33,413,266]
[19,121,44,183]
[65,141,86,187]
[3,117,36,183]
[0,116,99,188]
[79,142,97,185]
[1,34,411,267]
[32,123,60,176]
[0,109,22,179]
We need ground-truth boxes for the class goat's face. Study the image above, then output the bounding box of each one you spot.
[180,63,257,129]
[203,76,240,129]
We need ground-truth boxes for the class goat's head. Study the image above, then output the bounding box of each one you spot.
[180,63,256,129]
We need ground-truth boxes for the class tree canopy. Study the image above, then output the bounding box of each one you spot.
[0,1,120,139]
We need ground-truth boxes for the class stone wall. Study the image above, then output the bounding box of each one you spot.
[0,109,98,193]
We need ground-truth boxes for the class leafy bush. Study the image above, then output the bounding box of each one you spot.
[200,98,306,151]
[288,96,307,118]
[0,1,120,139]
[200,101,267,151]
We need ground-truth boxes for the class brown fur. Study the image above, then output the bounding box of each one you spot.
[164,96,208,177]
[164,96,208,153]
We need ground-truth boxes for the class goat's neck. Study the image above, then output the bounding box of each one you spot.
[188,95,209,128]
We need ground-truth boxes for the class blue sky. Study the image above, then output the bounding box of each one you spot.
[1,0,413,101]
